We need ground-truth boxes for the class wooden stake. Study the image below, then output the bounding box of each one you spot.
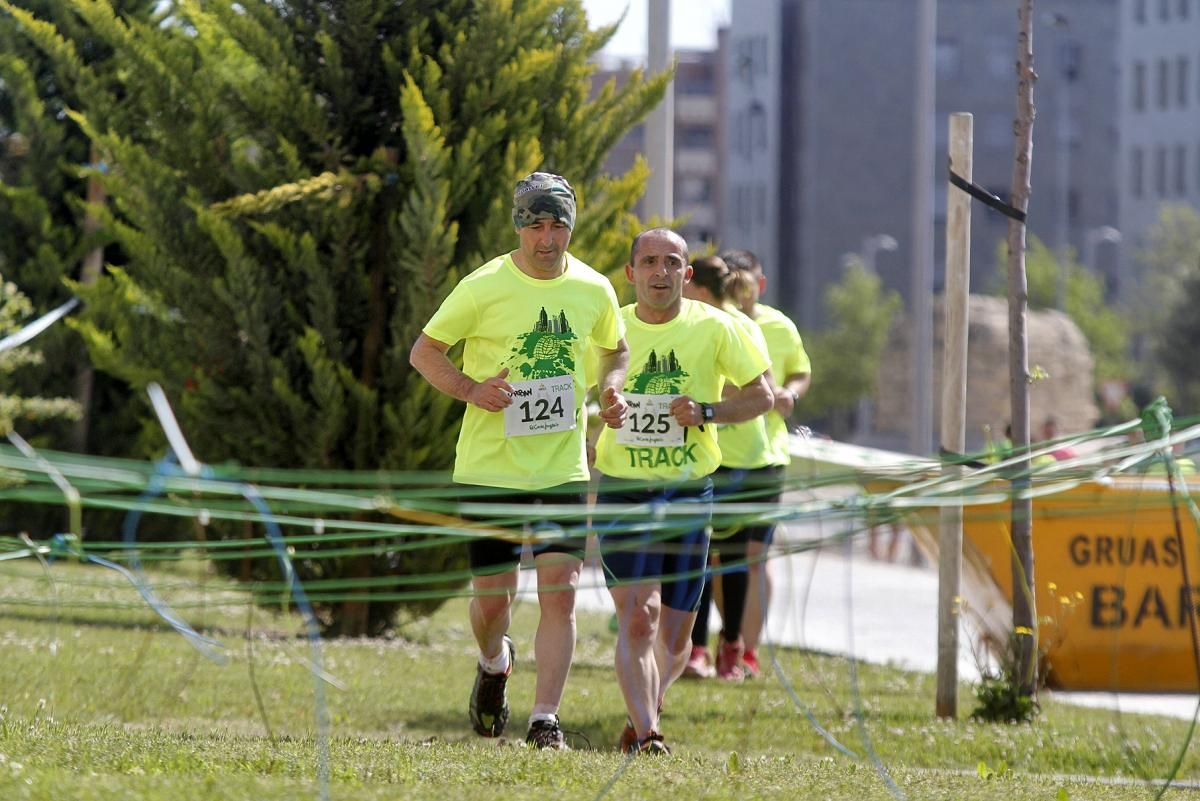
[937,112,973,719]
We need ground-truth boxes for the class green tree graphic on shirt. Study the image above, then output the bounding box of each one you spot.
[628,349,688,394]
[508,307,577,378]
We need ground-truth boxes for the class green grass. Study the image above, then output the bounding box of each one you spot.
[0,558,1197,800]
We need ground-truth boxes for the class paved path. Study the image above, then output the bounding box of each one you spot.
[518,515,1200,720]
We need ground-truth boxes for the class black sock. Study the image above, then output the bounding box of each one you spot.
[721,570,748,642]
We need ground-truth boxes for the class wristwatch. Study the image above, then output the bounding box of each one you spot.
[700,402,715,423]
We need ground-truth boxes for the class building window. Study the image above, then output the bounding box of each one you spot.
[1182,0,1191,19]
[986,35,1010,78]
[1176,144,1188,195]
[678,77,714,96]
[1131,147,1145,197]
[936,38,961,78]
[1158,59,1171,109]
[1156,145,1168,196]
[1135,0,1147,22]
[1179,57,1191,107]
[1059,40,1082,81]
[678,177,712,204]
[732,35,768,90]
[984,113,1011,148]
[678,125,714,149]
[677,63,715,96]
[1161,0,1171,20]
[1134,61,1147,110]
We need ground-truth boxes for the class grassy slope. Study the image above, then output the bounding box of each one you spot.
[0,558,1196,800]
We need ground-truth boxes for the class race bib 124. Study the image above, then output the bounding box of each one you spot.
[503,376,577,437]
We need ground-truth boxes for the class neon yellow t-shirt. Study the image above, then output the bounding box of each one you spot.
[594,299,770,481]
[422,253,623,489]
[714,306,774,469]
[754,303,811,466]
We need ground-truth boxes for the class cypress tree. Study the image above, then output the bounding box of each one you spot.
[1,2,158,448]
[0,274,81,435]
[3,0,667,633]
[1,1,158,538]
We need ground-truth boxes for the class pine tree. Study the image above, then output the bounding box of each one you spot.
[3,0,667,633]
[0,1,157,457]
[0,274,80,435]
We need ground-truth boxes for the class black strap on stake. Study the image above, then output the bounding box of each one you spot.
[948,163,1027,224]
[938,446,989,470]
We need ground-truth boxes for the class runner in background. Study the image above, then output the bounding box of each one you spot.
[681,255,777,682]
[723,249,812,678]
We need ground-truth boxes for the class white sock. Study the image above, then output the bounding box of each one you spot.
[479,645,510,674]
[528,712,558,727]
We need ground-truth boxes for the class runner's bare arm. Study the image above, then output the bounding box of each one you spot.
[773,371,812,417]
[594,338,630,428]
[724,366,777,400]
[669,372,773,426]
[409,333,513,412]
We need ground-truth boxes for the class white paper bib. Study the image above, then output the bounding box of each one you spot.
[615,393,685,446]
[503,376,577,437]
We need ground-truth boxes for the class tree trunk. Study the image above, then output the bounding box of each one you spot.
[342,153,399,637]
[1007,0,1038,698]
[71,144,105,452]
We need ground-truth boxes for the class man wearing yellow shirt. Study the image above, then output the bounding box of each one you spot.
[592,229,772,753]
[681,256,778,682]
[723,249,812,678]
[410,172,629,749]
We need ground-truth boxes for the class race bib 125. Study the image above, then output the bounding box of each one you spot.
[616,393,684,446]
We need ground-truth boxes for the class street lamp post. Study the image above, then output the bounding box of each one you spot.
[861,233,899,273]
[1084,225,1122,299]
[854,234,897,441]
[1044,12,1075,311]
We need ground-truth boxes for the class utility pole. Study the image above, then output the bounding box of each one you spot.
[646,0,674,221]
[910,0,936,457]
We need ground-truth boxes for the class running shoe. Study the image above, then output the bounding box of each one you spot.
[742,648,761,679]
[682,645,715,679]
[619,702,662,753]
[715,636,745,682]
[469,635,515,737]
[525,715,569,750]
[618,719,638,753]
[636,731,672,755]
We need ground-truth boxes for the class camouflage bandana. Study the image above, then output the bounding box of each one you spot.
[512,172,577,230]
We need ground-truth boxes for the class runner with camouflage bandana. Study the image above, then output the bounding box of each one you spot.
[410,172,629,749]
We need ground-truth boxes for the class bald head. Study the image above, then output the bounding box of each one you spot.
[630,228,689,267]
[625,228,692,322]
